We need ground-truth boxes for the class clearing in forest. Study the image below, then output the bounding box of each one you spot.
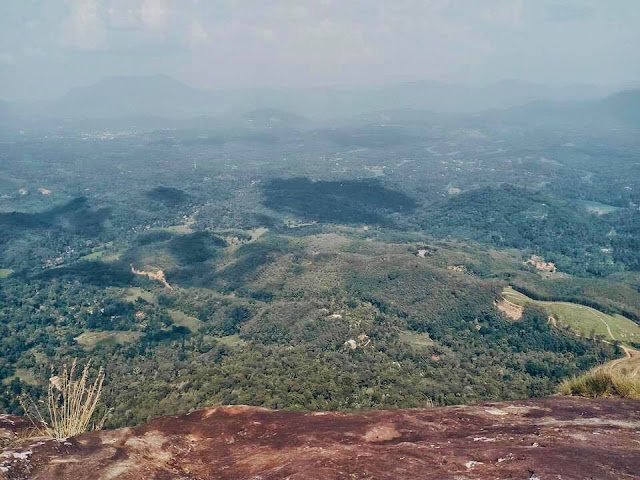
[75,330,143,349]
[502,287,640,347]
[578,200,620,215]
[398,330,435,349]
[122,287,157,303]
[168,309,203,332]
[0,268,14,278]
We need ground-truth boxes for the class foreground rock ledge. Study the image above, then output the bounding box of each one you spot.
[1,397,639,479]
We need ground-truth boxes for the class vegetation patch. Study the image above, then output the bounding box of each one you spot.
[0,197,110,238]
[420,185,623,276]
[147,186,189,205]
[262,177,416,225]
[36,261,134,287]
[135,231,176,245]
[168,232,227,265]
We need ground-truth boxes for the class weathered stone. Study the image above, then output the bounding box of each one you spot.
[1,397,639,479]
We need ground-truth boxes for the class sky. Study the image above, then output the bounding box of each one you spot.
[1,0,639,100]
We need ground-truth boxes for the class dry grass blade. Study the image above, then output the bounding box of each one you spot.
[20,359,106,439]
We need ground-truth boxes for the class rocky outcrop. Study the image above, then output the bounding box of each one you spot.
[1,397,639,479]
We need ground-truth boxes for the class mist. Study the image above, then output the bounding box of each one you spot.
[1,0,639,103]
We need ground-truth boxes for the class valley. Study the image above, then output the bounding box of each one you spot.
[1,3,639,477]
[1,91,639,429]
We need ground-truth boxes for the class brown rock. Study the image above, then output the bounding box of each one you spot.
[1,397,639,479]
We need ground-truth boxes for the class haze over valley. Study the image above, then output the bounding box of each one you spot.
[1,2,639,478]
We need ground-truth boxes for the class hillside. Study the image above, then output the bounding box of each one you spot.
[483,88,640,128]
[2,114,639,428]
[0,76,621,124]
[1,397,639,479]
[51,75,215,119]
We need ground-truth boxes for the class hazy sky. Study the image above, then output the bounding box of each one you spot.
[1,0,639,100]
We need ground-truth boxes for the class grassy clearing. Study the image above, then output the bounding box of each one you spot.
[80,247,120,262]
[168,309,203,332]
[153,224,194,235]
[75,331,143,349]
[152,211,198,235]
[221,227,269,251]
[578,200,620,215]
[2,368,40,386]
[134,249,179,271]
[79,250,106,261]
[123,287,157,303]
[214,334,246,347]
[79,250,122,262]
[0,268,14,278]
[502,287,640,346]
[398,330,435,349]
[303,233,352,253]
[101,251,122,262]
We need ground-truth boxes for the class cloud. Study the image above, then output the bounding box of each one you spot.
[63,0,106,50]
[544,3,592,22]
[23,47,45,57]
[139,0,170,31]
[480,0,524,27]
[61,0,174,50]
[0,52,15,65]
[2,0,639,100]
[187,20,209,47]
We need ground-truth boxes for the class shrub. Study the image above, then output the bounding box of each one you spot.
[558,369,640,399]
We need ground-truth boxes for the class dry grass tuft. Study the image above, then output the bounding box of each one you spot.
[20,359,106,439]
[558,369,640,400]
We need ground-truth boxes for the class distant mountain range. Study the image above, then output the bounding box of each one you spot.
[475,89,640,128]
[0,75,638,128]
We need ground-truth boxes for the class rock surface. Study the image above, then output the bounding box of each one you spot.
[1,397,639,479]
